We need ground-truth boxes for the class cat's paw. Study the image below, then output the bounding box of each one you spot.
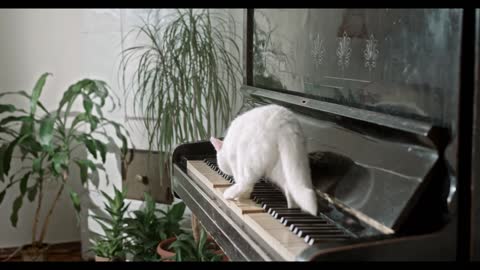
[223,186,238,200]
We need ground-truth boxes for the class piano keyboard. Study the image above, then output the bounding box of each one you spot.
[186,158,353,260]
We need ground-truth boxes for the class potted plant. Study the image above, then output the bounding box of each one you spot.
[90,187,130,262]
[157,229,227,262]
[120,8,242,184]
[152,200,187,258]
[0,73,130,261]
[124,192,164,262]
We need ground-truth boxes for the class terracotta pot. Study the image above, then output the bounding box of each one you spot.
[213,249,229,262]
[156,236,229,261]
[156,237,177,260]
[20,244,49,261]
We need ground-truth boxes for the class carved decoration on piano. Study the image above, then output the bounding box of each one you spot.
[336,31,352,70]
[311,33,326,68]
[364,34,379,72]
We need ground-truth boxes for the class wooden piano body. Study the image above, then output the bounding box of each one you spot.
[171,9,479,260]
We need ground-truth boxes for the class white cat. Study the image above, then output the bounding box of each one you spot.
[210,104,318,216]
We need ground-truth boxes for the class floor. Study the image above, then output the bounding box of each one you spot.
[0,242,83,262]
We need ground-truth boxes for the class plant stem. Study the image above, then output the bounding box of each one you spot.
[32,180,43,246]
[38,172,67,244]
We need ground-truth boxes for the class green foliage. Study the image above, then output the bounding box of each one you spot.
[120,9,242,180]
[168,229,223,262]
[124,193,186,261]
[90,187,130,261]
[124,193,163,261]
[0,73,131,247]
[157,200,186,238]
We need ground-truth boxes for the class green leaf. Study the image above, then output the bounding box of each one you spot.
[19,117,34,135]
[74,159,96,185]
[30,73,51,115]
[19,172,31,195]
[75,160,88,185]
[3,134,28,176]
[52,151,68,175]
[83,96,93,117]
[19,136,42,156]
[170,202,186,221]
[88,115,99,132]
[27,184,38,202]
[0,115,30,127]
[32,157,42,173]
[39,114,56,147]
[71,113,88,129]
[0,145,8,182]
[69,191,81,213]
[0,190,6,205]
[95,139,107,163]
[10,194,23,227]
[85,138,97,159]
[0,104,16,114]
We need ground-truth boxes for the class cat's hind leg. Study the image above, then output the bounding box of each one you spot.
[223,170,258,200]
[284,188,299,209]
[223,183,254,200]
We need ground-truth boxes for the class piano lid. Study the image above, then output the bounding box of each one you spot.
[240,9,459,234]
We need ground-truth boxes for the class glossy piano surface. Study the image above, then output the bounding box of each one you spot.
[253,9,462,131]
[171,8,464,261]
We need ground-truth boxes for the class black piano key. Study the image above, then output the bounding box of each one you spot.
[291,224,336,233]
[268,207,300,216]
[266,206,290,214]
[260,201,287,206]
[253,188,282,192]
[272,210,306,219]
[251,188,282,192]
[255,195,284,201]
[262,203,287,210]
[278,212,323,221]
[252,192,282,196]
[253,195,286,202]
[270,209,304,219]
[297,229,345,238]
[305,234,350,245]
[272,208,303,215]
[259,196,286,201]
[281,218,325,226]
[290,224,333,235]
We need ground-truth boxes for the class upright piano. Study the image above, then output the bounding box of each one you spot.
[171,9,480,261]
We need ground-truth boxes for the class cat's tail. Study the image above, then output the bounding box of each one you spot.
[278,129,318,216]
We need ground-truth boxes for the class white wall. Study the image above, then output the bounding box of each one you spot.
[0,9,91,249]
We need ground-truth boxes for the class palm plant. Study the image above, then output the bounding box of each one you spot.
[120,9,242,181]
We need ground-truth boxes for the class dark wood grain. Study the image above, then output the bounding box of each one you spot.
[0,241,83,262]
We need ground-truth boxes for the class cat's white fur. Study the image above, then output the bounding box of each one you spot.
[210,104,318,216]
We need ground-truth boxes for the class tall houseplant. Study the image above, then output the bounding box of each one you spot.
[120,9,242,182]
[0,73,130,261]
